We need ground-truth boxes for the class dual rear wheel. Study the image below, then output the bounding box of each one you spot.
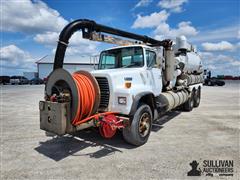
[183,87,201,111]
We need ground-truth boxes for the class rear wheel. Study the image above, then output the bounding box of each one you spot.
[123,104,152,146]
[193,88,201,107]
[183,90,194,111]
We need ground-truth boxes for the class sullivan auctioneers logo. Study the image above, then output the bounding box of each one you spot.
[187,160,234,177]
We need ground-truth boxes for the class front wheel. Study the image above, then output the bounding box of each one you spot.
[123,104,152,146]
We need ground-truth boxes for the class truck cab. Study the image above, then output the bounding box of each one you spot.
[91,45,163,116]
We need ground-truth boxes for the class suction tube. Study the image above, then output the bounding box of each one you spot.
[53,19,172,70]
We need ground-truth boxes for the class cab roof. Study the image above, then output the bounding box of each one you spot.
[104,44,155,51]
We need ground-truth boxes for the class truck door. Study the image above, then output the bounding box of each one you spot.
[146,50,162,96]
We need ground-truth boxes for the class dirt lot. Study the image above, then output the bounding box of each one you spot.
[1,81,239,180]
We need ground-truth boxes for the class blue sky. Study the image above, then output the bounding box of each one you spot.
[1,0,239,76]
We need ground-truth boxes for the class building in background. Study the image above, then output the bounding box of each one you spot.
[36,55,99,79]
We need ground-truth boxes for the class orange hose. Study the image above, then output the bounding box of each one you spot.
[72,72,96,126]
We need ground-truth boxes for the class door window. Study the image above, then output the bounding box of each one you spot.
[146,50,156,68]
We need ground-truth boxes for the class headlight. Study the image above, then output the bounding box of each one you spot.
[118,97,127,105]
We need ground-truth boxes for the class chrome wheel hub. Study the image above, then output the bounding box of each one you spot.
[139,112,150,137]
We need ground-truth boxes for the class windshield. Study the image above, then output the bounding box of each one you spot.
[98,47,144,69]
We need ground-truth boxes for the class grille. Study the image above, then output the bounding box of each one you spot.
[95,77,110,109]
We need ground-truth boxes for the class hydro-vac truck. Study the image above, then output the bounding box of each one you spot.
[40,19,203,146]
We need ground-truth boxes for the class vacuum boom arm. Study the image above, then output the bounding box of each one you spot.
[53,19,172,70]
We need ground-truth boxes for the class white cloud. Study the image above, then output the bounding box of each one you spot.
[158,0,188,12]
[34,31,99,55]
[154,21,198,40]
[1,0,67,33]
[199,51,240,75]
[65,32,99,55]
[202,41,235,51]
[131,9,198,45]
[1,0,98,56]
[199,52,237,63]
[65,45,98,56]
[190,25,239,43]
[34,32,59,46]
[34,31,95,46]
[0,45,35,70]
[134,0,153,8]
[132,10,169,28]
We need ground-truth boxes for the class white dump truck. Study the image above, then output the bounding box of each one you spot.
[40,19,203,146]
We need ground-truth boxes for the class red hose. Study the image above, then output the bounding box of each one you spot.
[71,72,96,126]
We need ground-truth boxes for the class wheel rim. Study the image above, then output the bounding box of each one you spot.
[139,112,150,137]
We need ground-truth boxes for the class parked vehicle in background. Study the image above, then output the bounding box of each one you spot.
[204,78,225,86]
[30,77,44,85]
[10,76,29,85]
[0,76,10,85]
[203,70,225,86]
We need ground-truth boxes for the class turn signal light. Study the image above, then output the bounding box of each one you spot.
[125,82,131,88]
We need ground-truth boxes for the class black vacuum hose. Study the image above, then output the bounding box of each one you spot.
[53,19,172,70]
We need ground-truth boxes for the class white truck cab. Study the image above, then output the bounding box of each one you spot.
[91,45,163,115]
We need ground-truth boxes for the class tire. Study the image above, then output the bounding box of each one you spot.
[123,104,152,146]
[217,81,225,86]
[207,81,212,86]
[183,91,194,111]
[193,88,201,107]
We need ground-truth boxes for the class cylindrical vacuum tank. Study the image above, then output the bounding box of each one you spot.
[186,52,203,73]
[176,53,202,74]
[187,74,204,85]
[175,52,203,75]
[177,74,204,86]
[159,90,189,112]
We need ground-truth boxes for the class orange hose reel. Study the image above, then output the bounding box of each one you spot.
[72,72,97,125]
[70,71,104,124]
[71,71,123,138]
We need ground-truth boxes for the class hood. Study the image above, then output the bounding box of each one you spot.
[91,68,145,77]
[91,67,149,95]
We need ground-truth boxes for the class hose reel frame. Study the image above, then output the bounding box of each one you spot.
[45,68,100,124]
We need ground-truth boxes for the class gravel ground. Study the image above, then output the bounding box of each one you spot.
[0,81,239,180]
